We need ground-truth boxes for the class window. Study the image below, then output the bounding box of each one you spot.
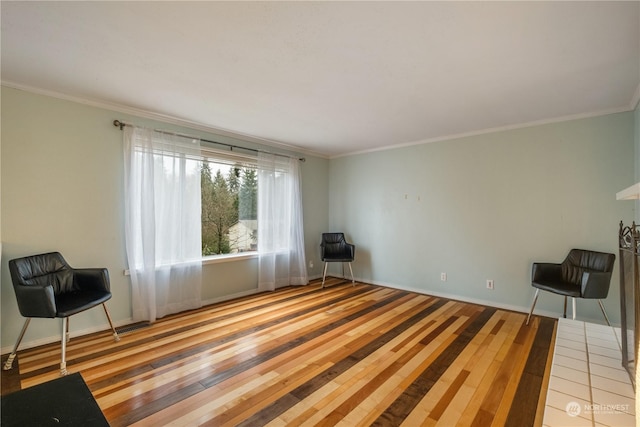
[200,153,258,257]
[123,124,307,299]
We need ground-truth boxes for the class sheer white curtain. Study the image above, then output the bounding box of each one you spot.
[123,126,203,322]
[257,153,308,291]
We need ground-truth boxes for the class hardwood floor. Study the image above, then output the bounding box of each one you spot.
[1,278,556,426]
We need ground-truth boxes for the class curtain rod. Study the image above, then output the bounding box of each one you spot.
[113,119,305,162]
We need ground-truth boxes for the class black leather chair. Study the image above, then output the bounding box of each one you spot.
[526,248,615,325]
[3,252,120,376]
[320,233,355,288]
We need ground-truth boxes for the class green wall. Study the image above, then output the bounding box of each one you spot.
[0,87,329,350]
[329,113,635,325]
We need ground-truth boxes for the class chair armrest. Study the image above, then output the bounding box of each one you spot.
[581,270,612,299]
[14,283,56,318]
[74,268,111,292]
[532,263,562,282]
[347,243,355,260]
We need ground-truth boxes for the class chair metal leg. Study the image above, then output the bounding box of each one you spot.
[66,317,71,343]
[598,300,612,327]
[348,262,355,286]
[3,318,31,370]
[526,289,540,325]
[103,303,120,342]
[60,317,68,376]
[321,262,328,288]
[563,296,568,318]
[572,297,577,320]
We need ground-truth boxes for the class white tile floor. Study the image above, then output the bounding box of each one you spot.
[543,318,636,427]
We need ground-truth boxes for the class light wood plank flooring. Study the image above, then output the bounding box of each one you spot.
[1,278,556,426]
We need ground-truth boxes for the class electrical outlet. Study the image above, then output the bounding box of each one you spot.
[441,272,447,281]
[486,279,494,290]
[309,261,314,269]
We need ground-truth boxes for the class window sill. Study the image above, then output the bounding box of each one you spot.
[123,252,258,275]
[202,252,258,265]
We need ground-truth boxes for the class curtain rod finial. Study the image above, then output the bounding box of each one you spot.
[113,119,125,130]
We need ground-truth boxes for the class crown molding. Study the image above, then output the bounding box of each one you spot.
[4,79,636,162]
[1,80,329,160]
[331,105,635,159]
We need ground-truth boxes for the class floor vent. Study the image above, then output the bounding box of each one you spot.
[116,322,151,335]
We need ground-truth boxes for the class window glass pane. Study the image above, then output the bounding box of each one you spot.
[201,159,258,256]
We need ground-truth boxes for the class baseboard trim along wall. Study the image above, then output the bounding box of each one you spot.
[352,276,617,328]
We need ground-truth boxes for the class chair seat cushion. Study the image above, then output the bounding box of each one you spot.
[55,290,112,317]
[532,279,581,297]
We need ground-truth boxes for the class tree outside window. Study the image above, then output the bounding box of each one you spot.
[201,160,257,256]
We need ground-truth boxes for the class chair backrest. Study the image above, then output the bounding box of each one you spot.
[9,252,75,295]
[321,233,351,259]
[561,249,615,285]
[322,232,346,245]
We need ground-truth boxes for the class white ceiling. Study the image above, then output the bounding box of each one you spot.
[2,1,639,158]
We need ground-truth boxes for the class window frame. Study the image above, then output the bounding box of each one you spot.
[199,145,259,261]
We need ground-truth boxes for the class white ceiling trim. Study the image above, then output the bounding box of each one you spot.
[332,105,636,160]
[1,80,328,159]
[3,79,638,162]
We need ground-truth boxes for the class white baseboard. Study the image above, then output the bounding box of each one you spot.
[353,276,569,322]
[201,288,262,306]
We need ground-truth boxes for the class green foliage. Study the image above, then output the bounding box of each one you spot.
[201,162,257,256]
[239,168,258,220]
